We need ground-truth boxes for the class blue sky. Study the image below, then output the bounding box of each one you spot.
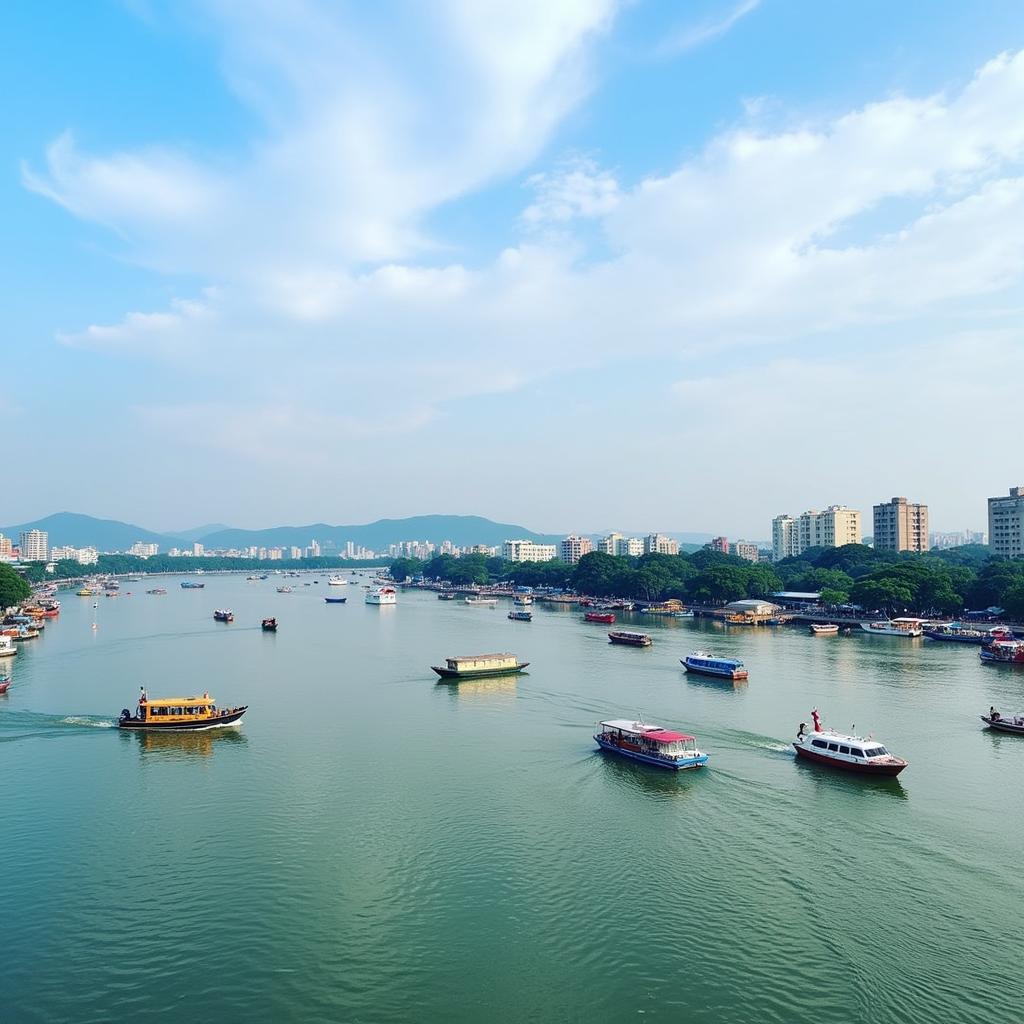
[6,1,1024,536]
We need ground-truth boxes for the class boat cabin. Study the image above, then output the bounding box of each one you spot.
[444,653,519,672]
[136,695,220,723]
[805,733,891,760]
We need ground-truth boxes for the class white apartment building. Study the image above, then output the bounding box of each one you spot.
[20,529,48,561]
[0,534,12,559]
[873,497,929,553]
[502,539,558,563]
[989,486,1024,557]
[50,545,99,565]
[644,533,679,556]
[733,541,760,562]
[129,541,160,558]
[772,506,862,560]
[598,533,645,557]
[560,535,594,564]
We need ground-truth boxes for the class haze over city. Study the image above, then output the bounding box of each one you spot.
[7,2,1024,534]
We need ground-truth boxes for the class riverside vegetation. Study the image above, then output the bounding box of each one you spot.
[391,543,1024,618]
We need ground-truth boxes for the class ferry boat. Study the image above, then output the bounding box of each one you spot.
[508,610,533,622]
[924,622,989,644]
[213,609,234,622]
[682,651,748,679]
[366,586,397,606]
[981,708,1024,734]
[793,709,907,777]
[984,626,1016,643]
[180,580,205,589]
[328,576,347,586]
[431,653,529,680]
[118,689,248,731]
[584,611,616,624]
[261,617,278,631]
[859,618,925,637]
[608,631,652,647]
[0,637,16,658]
[809,623,839,636]
[464,596,498,607]
[324,596,347,604]
[980,640,1024,665]
[594,719,708,771]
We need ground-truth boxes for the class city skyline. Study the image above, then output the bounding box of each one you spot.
[7,3,1024,532]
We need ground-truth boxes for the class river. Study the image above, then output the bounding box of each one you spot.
[1,575,1019,1023]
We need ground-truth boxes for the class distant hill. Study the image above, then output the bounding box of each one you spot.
[198,515,562,551]
[0,512,178,551]
[169,523,231,542]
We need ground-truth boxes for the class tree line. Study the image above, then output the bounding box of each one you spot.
[390,543,1024,617]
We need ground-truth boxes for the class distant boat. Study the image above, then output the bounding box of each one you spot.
[431,653,529,680]
[437,592,457,600]
[513,594,533,606]
[328,576,347,586]
[924,623,994,644]
[464,597,497,607]
[146,588,167,595]
[860,618,925,637]
[0,637,19,658]
[325,596,347,604]
[180,581,205,589]
[585,612,616,624]
[809,623,839,636]
[213,609,234,623]
[608,631,652,647]
[508,610,533,622]
[261,617,278,632]
[366,587,397,606]
[682,652,747,679]
[276,586,293,594]
[0,674,10,694]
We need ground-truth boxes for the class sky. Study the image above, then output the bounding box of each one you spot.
[5,0,1024,537]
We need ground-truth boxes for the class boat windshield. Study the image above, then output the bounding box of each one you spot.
[864,746,888,757]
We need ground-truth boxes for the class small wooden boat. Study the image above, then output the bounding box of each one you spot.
[213,609,234,622]
[324,596,347,604]
[261,618,278,631]
[118,689,247,730]
[432,653,529,680]
[608,631,652,647]
[585,612,616,624]
[0,675,10,695]
[981,711,1024,734]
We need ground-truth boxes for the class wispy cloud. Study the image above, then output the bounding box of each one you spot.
[655,0,760,58]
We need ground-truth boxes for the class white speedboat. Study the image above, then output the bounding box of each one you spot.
[860,617,925,637]
[464,597,498,607]
[366,586,397,605]
[810,623,839,635]
[793,709,907,776]
[328,576,347,586]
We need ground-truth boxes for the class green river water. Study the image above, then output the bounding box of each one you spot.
[1,575,1020,1023]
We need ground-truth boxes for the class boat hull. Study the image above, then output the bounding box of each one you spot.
[981,716,1024,733]
[595,737,707,771]
[924,630,987,644]
[682,660,747,680]
[793,743,907,776]
[118,708,248,731]
[324,597,348,603]
[980,649,1024,665]
[432,664,528,680]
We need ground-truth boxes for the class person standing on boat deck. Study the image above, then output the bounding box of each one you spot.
[139,686,147,704]
[990,706,1001,721]
[797,723,807,741]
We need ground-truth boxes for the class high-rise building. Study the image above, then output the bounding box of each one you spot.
[192,542,205,557]
[599,532,623,555]
[0,534,12,559]
[709,537,729,554]
[599,533,645,557]
[502,539,558,563]
[644,533,679,556]
[560,535,594,564]
[733,541,760,562]
[873,497,929,552]
[988,486,1024,557]
[772,507,861,560]
[129,541,160,558]
[20,529,48,561]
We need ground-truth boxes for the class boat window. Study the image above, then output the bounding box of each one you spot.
[839,745,850,755]
[827,743,839,752]
[811,739,828,749]
[850,748,864,757]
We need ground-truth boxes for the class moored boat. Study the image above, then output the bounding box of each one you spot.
[180,580,205,589]
[594,719,708,771]
[276,586,293,593]
[146,587,167,595]
[328,576,347,586]
[608,630,652,647]
[682,651,747,679]
[0,674,10,694]
[924,622,989,643]
[431,653,529,680]
[261,617,277,631]
[366,586,397,605]
[792,709,907,776]
[859,618,925,637]
[213,609,234,622]
[0,637,17,658]
[324,596,347,603]
[809,623,839,636]
[508,610,533,621]
[437,592,457,600]
[118,688,247,730]
[513,594,533,606]
[464,596,497,607]
[980,640,1024,665]
[584,611,616,624]
[981,708,1024,733]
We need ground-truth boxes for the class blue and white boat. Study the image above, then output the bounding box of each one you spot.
[681,651,748,680]
[594,719,709,771]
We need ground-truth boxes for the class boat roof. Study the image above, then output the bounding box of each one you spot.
[145,695,215,706]
[811,728,883,746]
[601,719,694,741]
[688,651,742,663]
[642,728,695,743]
[448,653,516,662]
[891,617,928,623]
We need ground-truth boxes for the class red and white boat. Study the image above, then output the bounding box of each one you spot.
[792,709,908,777]
[0,675,10,694]
[980,639,1024,665]
[584,611,615,624]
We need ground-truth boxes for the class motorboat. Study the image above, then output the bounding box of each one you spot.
[981,709,1024,734]
[682,652,747,679]
[608,631,653,647]
[464,597,498,607]
[809,623,839,636]
[261,618,278,631]
[584,612,616,624]
[0,637,16,659]
[118,689,247,730]
[980,640,1024,665]
[324,596,347,604]
[860,618,925,637]
[366,586,397,605]
[792,709,907,776]
[594,719,708,771]
[328,576,347,586]
[213,609,234,622]
[508,610,533,622]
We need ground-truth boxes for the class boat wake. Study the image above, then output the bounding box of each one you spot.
[0,711,116,741]
[60,716,116,729]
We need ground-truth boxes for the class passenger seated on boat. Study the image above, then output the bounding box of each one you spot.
[797,722,807,741]
[990,706,1001,721]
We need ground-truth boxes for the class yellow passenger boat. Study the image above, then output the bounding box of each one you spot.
[118,688,247,730]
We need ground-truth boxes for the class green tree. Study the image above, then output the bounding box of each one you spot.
[819,587,850,606]
[849,578,913,615]
[0,564,31,609]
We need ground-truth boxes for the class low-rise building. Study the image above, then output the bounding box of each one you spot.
[733,541,760,562]
[709,537,729,554]
[502,539,558,563]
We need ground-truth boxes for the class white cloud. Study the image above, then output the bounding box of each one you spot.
[655,0,760,58]
[523,156,621,226]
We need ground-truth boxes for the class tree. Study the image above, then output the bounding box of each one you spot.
[819,587,849,606]
[688,565,749,605]
[389,557,423,582]
[571,552,622,597]
[849,578,913,616]
[0,564,31,609]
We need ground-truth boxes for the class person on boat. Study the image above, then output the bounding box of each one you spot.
[797,722,807,741]
[811,709,822,732]
[989,706,1001,721]
[139,686,148,704]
